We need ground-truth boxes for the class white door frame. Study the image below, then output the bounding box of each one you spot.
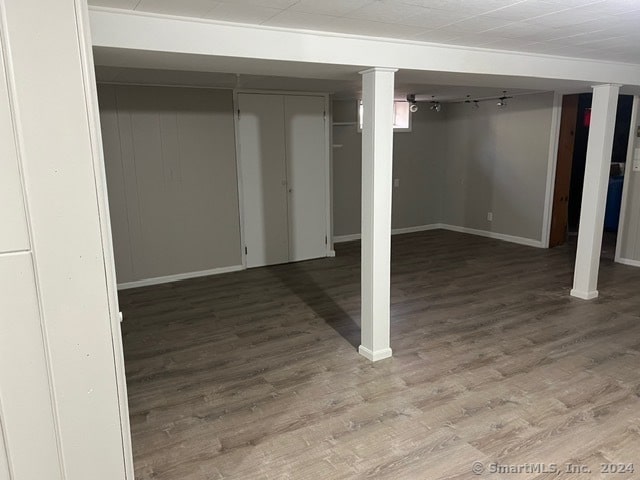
[541,92,563,248]
[615,95,640,263]
[76,2,134,477]
[232,89,333,267]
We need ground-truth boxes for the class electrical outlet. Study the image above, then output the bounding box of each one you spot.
[487,212,493,221]
[394,178,400,187]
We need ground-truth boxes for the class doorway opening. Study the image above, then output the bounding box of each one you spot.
[549,93,634,256]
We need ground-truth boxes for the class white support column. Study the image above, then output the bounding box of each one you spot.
[571,83,620,300]
[359,67,397,361]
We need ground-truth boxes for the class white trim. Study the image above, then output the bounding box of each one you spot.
[391,224,442,235]
[334,223,542,248]
[234,88,329,98]
[615,95,639,263]
[117,265,244,290]
[97,81,233,91]
[334,224,441,243]
[324,94,333,256]
[74,2,134,477]
[358,346,392,362]
[334,233,363,243]
[231,91,247,269]
[439,224,544,248]
[541,92,563,248]
[570,289,599,300]
[614,257,640,268]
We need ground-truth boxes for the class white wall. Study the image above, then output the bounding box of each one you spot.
[0,0,129,478]
[441,92,556,243]
[98,85,242,286]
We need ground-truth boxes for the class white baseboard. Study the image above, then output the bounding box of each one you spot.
[333,224,440,244]
[334,223,543,248]
[358,346,393,362]
[615,257,640,268]
[117,265,244,290]
[391,224,442,235]
[333,233,363,243]
[570,289,599,300]
[438,224,544,248]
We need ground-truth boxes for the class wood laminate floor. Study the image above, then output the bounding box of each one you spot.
[120,230,640,480]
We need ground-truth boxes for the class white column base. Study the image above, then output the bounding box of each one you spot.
[570,289,599,300]
[358,345,392,362]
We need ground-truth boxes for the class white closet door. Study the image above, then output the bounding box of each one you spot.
[238,93,289,268]
[284,95,327,262]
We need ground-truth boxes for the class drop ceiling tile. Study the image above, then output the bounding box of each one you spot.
[485,1,571,20]
[482,20,554,39]
[88,0,141,9]
[411,29,463,43]
[288,0,374,16]
[401,0,526,16]
[135,0,219,17]
[329,16,426,38]
[439,15,513,34]
[539,0,605,6]
[219,0,298,8]
[398,9,465,29]
[582,0,640,14]
[202,3,281,24]
[262,11,339,30]
[480,37,539,49]
[345,1,428,24]
[442,33,508,46]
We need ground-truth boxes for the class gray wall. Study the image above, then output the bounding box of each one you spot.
[332,93,555,243]
[617,105,640,261]
[98,85,241,284]
[332,99,445,237]
[441,92,555,241]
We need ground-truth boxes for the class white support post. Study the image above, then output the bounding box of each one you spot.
[359,67,397,361]
[571,83,620,300]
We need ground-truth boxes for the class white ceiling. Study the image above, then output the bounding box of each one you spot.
[88,0,640,64]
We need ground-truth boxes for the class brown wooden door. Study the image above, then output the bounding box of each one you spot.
[549,94,579,247]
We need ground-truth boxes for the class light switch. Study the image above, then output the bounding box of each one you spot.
[394,178,400,187]
[634,148,640,171]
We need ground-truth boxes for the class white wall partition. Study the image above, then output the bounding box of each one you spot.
[0,0,131,478]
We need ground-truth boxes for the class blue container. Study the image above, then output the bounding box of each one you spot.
[604,175,624,231]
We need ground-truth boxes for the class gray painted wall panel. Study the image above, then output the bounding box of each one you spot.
[98,85,241,284]
[332,100,445,236]
[442,92,555,241]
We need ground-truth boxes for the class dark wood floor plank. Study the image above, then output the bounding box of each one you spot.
[120,230,640,479]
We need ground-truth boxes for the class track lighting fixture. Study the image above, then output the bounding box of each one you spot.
[472,100,480,110]
[407,93,418,113]
[429,96,442,113]
[497,90,511,108]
